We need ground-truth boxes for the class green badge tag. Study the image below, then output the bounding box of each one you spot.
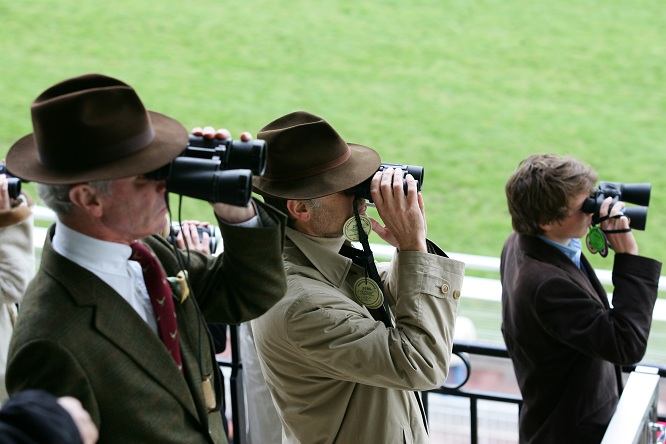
[586,226,608,257]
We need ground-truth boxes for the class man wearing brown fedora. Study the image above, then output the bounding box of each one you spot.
[4,73,287,443]
[249,111,465,443]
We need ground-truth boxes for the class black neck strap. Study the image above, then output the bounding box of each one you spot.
[341,200,429,434]
[340,201,394,328]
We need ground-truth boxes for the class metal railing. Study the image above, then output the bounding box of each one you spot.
[219,333,666,444]
[427,341,522,443]
[434,342,666,443]
[602,367,664,444]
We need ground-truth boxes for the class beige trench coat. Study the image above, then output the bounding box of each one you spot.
[252,228,465,444]
[0,197,33,402]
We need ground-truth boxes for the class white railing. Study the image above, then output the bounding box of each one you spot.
[366,242,666,322]
[601,366,664,444]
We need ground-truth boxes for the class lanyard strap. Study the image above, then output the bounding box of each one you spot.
[342,201,429,434]
[349,200,393,327]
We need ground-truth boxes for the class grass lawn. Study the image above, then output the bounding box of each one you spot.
[2,0,665,274]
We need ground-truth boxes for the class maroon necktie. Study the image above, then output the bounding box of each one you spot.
[130,241,183,372]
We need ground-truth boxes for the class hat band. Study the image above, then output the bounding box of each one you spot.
[109,126,156,158]
[262,148,351,182]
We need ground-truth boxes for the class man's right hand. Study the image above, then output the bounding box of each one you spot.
[369,167,427,252]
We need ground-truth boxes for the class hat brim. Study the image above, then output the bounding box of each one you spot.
[6,111,188,184]
[253,143,381,200]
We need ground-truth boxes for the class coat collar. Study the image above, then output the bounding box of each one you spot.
[517,233,609,309]
[285,227,353,288]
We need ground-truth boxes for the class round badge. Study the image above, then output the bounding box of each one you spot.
[353,277,384,309]
[586,226,608,257]
[343,215,372,242]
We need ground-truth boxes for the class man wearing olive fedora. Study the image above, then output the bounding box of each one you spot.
[4,73,287,443]
[248,111,465,443]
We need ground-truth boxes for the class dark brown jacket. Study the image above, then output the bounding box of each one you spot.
[500,232,661,444]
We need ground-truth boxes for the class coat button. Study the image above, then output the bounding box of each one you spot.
[440,283,450,294]
[453,290,461,299]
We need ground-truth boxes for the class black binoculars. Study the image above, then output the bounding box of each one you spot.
[345,163,424,202]
[168,222,219,253]
[146,134,267,207]
[581,181,651,230]
[0,163,23,200]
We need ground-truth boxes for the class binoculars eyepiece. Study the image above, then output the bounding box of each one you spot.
[345,163,424,202]
[581,181,651,230]
[146,134,267,207]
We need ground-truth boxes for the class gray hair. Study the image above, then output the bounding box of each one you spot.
[38,180,113,217]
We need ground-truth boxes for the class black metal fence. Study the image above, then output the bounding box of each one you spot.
[219,327,666,444]
[432,341,666,443]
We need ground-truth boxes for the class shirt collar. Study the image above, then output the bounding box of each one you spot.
[52,220,133,277]
[537,235,582,267]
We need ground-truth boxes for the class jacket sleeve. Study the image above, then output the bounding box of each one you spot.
[0,205,34,306]
[6,340,99,429]
[534,254,661,365]
[148,199,287,325]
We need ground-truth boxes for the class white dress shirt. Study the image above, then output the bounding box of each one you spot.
[52,221,159,334]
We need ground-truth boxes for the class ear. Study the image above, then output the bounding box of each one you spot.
[68,184,104,217]
[539,220,554,233]
[286,200,312,223]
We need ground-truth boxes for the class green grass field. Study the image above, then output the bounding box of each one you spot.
[2,0,665,274]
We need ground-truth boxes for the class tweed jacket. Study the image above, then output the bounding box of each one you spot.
[500,232,661,444]
[0,201,34,402]
[6,202,287,444]
[251,228,465,444]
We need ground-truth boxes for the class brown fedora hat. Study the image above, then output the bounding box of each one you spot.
[252,111,381,199]
[6,73,188,184]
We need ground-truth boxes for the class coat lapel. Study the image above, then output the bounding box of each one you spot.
[579,254,611,309]
[521,235,608,309]
[40,229,201,422]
